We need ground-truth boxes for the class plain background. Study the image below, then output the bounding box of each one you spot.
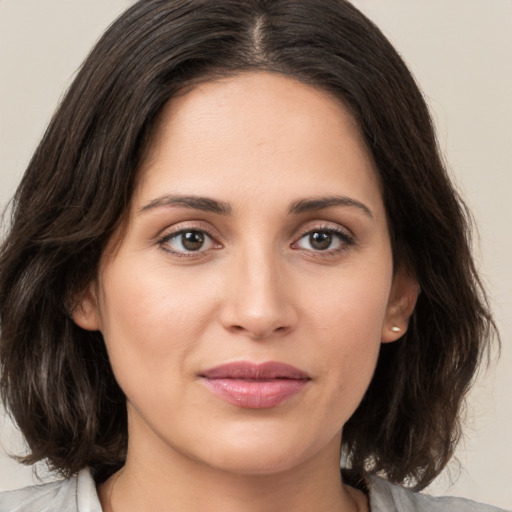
[0,0,510,508]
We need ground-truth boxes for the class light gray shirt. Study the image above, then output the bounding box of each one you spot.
[0,468,508,512]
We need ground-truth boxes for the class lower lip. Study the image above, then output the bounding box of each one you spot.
[201,378,308,409]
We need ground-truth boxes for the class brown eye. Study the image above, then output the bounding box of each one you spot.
[161,229,216,254]
[294,227,354,253]
[309,231,332,250]
[181,231,205,251]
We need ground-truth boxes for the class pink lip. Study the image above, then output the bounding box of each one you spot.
[200,361,310,409]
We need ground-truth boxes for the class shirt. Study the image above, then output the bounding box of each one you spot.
[0,467,508,512]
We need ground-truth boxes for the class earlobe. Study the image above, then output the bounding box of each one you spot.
[71,282,101,331]
[382,267,420,343]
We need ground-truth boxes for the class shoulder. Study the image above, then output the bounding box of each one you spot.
[0,468,101,512]
[368,475,509,512]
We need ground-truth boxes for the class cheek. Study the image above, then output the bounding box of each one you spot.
[308,263,391,343]
[96,260,218,387]
[304,264,392,399]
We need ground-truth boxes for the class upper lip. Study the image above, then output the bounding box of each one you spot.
[200,361,310,380]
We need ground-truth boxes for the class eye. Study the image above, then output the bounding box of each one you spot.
[159,229,217,255]
[293,228,354,253]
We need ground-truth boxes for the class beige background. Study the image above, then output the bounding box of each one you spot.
[0,0,511,508]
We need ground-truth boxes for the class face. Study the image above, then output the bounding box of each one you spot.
[75,72,417,476]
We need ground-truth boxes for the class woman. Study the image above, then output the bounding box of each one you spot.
[0,0,505,511]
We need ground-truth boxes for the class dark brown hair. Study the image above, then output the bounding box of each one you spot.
[0,0,496,489]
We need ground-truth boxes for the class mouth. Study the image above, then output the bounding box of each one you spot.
[199,361,311,409]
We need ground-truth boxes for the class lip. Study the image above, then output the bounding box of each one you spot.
[199,361,310,409]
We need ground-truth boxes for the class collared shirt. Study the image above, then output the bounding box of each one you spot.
[0,468,508,512]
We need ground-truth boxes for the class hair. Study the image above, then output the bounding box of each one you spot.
[0,0,496,490]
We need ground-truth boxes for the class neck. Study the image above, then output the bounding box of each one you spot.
[99,432,367,512]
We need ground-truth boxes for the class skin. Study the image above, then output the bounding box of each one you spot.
[74,71,418,512]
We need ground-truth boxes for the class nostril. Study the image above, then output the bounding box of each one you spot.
[229,323,289,339]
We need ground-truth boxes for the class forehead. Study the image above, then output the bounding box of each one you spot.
[134,71,383,216]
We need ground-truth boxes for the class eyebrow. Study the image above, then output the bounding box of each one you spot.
[289,195,374,218]
[139,193,373,218]
[139,194,232,215]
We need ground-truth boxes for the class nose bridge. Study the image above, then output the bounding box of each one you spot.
[220,240,296,338]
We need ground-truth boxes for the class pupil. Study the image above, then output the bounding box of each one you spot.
[182,231,204,251]
[310,231,331,250]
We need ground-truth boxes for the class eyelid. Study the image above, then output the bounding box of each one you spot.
[291,223,356,254]
[155,220,355,258]
[157,222,222,257]
[294,221,354,241]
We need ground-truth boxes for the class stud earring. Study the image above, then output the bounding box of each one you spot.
[391,325,401,333]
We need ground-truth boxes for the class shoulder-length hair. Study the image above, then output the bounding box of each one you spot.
[0,0,496,488]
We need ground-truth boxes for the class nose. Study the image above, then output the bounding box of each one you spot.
[219,248,298,340]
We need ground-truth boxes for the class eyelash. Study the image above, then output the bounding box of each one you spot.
[291,225,356,258]
[157,224,355,258]
[157,226,219,258]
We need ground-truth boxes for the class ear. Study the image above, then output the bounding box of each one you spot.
[381,267,420,343]
[71,281,102,331]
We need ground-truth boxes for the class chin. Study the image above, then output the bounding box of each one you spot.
[204,449,306,476]
[188,428,337,477]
